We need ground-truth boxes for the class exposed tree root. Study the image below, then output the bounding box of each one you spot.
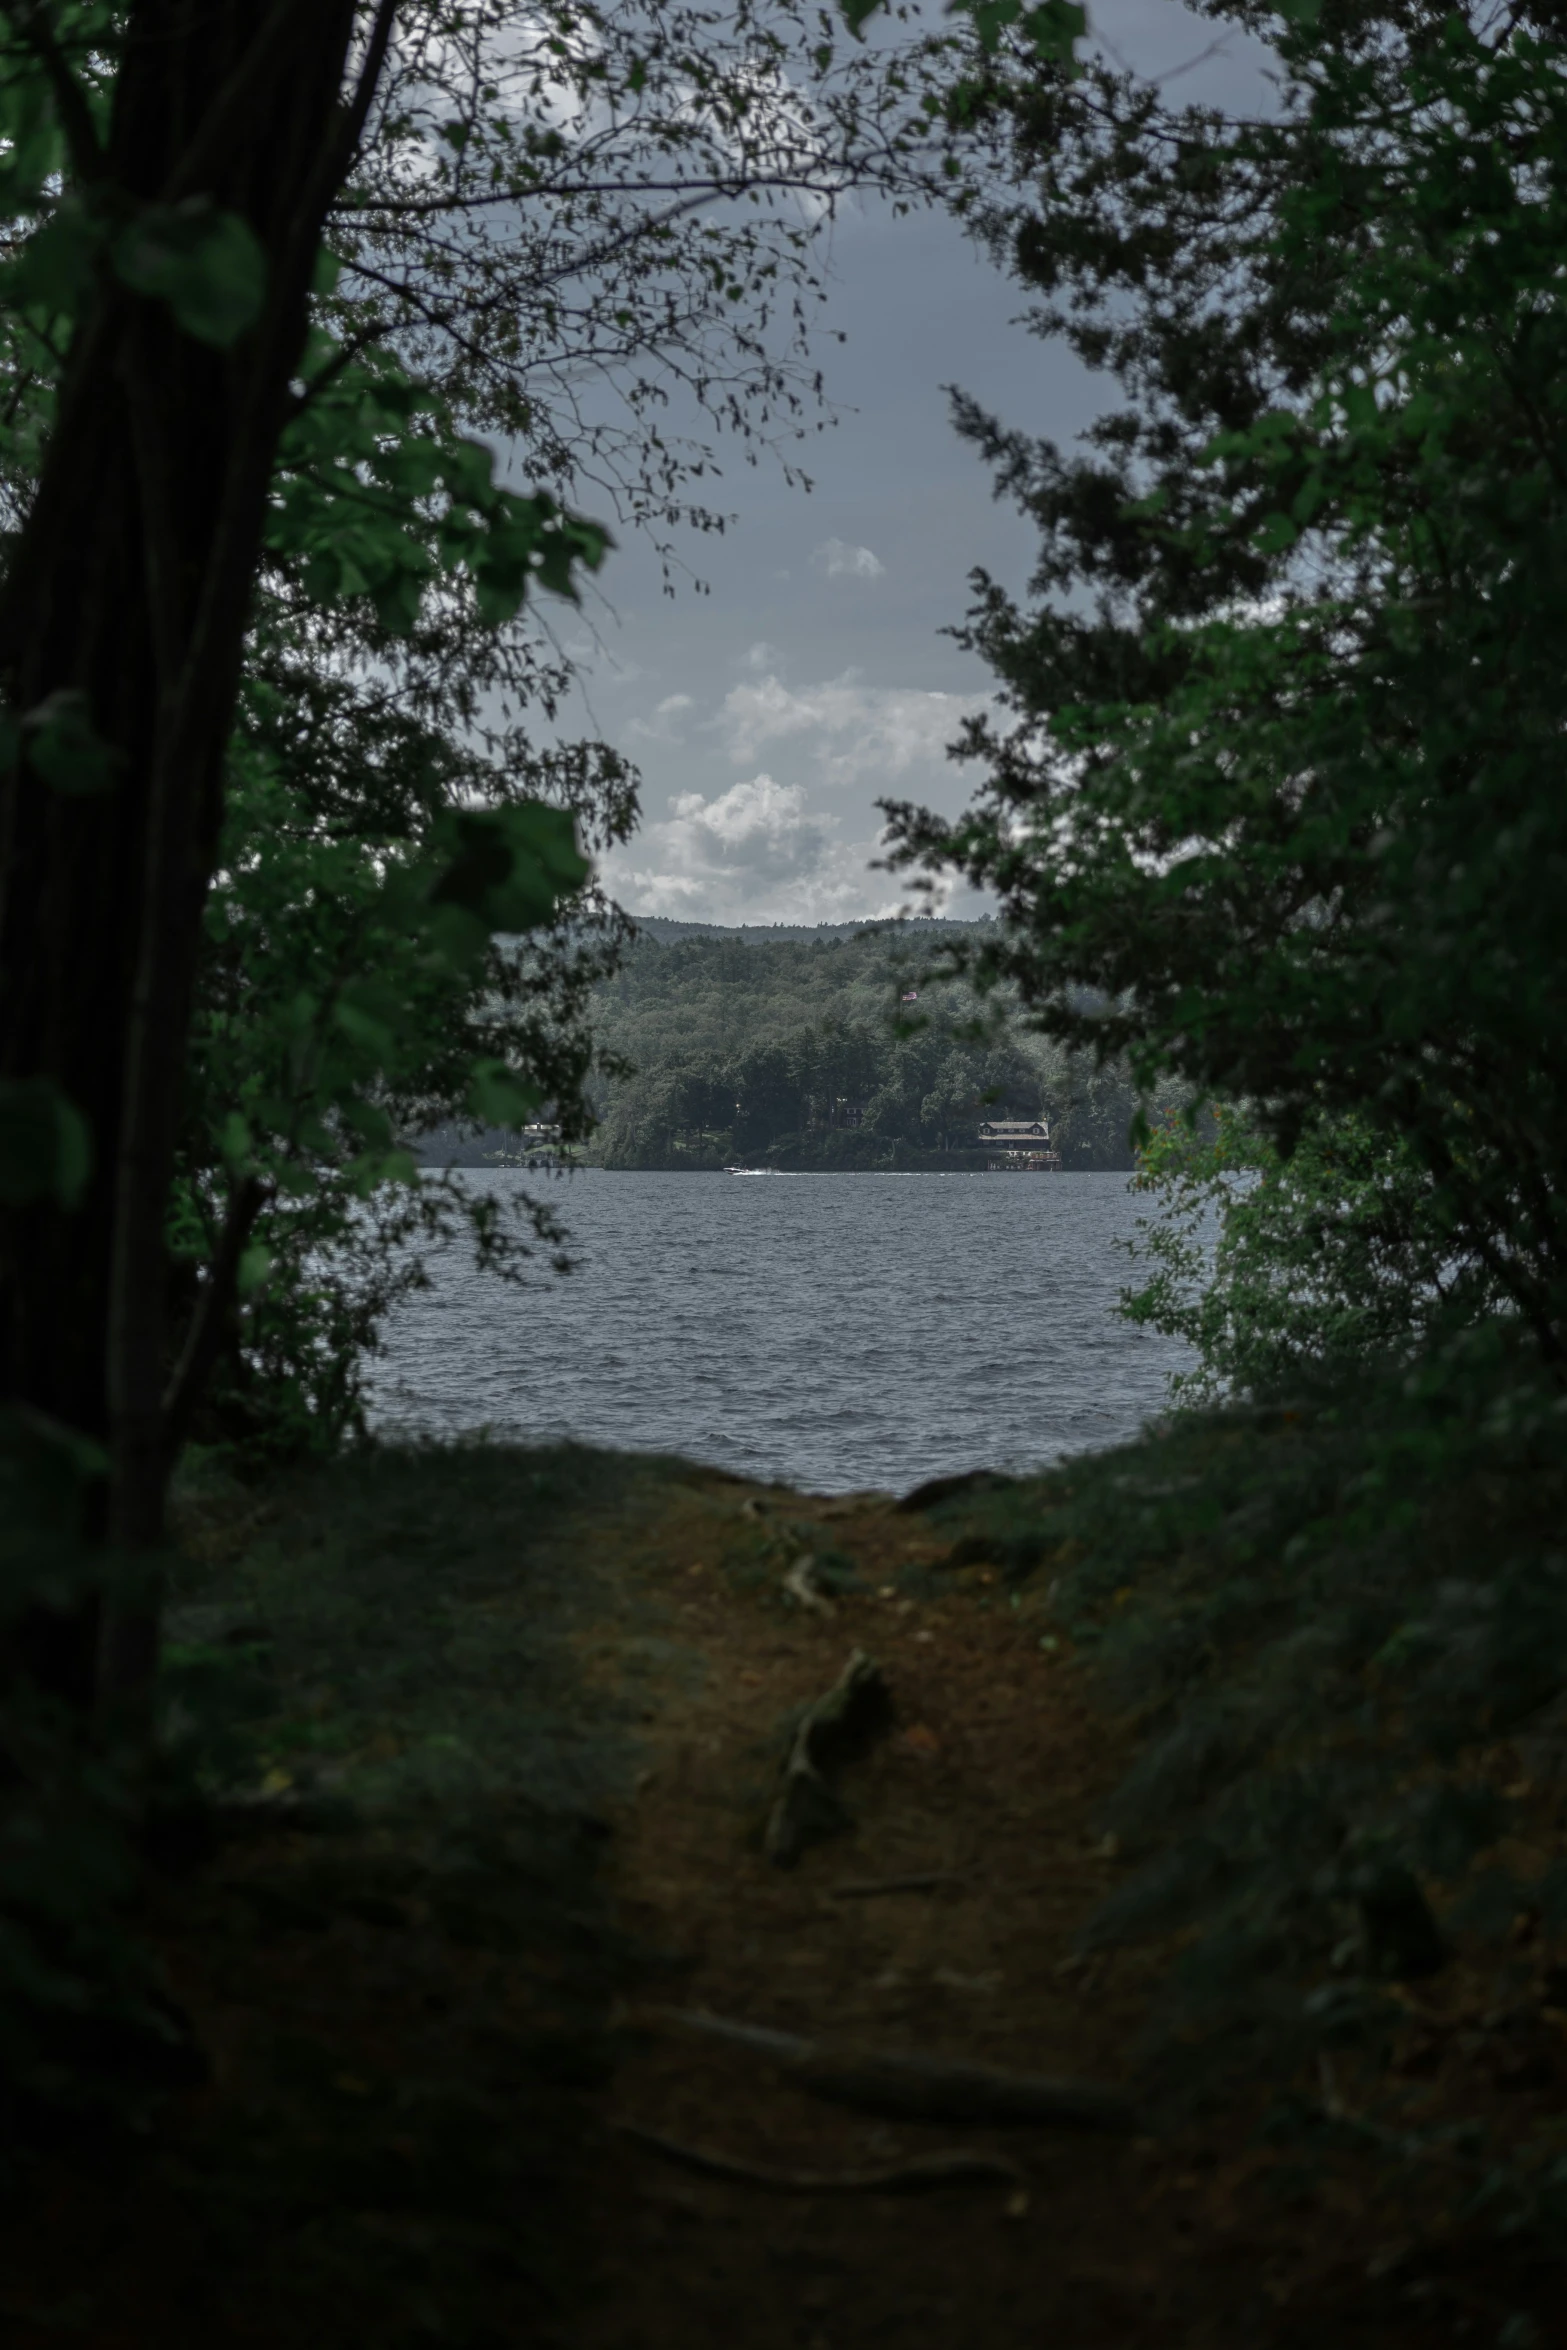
[765,1649,893,1866]
[828,1872,964,1899]
[656,2007,1136,2131]
[616,2121,1027,2201]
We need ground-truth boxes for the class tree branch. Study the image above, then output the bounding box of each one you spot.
[334,167,860,220]
[160,1172,272,1457]
[335,0,400,174]
[162,0,324,203]
[8,0,107,183]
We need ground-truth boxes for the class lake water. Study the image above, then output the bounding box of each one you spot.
[366,1169,1192,1496]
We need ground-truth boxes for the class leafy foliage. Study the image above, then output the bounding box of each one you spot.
[1122,1105,1502,1407]
[887,3,1567,1354]
[586,923,1183,1168]
[174,665,635,1462]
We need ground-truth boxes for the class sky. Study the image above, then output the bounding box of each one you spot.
[547,3,1277,928]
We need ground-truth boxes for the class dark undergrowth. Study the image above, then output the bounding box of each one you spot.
[6,1389,1567,2341]
[916,1330,1567,2263]
[0,1442,699,2350]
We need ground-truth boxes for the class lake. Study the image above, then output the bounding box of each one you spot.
[366,1169,1192,1496]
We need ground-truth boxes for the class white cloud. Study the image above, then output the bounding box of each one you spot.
[603,771,893,924]
[813,537,885,581]
[667,771,810,847]
[595,661,997,923]
[714,668,973,783]
[628,691,695,744]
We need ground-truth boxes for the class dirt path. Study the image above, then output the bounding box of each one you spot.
[568,1472,1463,2350]
[4,1447,1550,2348]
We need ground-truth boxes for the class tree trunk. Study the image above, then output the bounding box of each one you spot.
[0,0,382,1710]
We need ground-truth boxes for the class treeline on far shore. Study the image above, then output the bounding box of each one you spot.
[572,924,1180,1171]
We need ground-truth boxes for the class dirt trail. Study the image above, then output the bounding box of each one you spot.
[4,1447,1544,2349]
[571,1471,1434,2350]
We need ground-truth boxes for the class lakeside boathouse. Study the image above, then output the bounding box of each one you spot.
[977,1116,1062,1171]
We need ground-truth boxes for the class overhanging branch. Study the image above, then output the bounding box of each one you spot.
[7,0,107,183]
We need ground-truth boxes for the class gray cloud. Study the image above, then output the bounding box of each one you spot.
[715,668,976,782]
[813,536,885,580]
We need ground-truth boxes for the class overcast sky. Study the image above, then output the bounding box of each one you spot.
[547,3,1276,927]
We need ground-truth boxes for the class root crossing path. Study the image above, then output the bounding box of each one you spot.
[563,1469,1443,2350]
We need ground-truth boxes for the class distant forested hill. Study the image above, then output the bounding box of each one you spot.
[585,922,1180,1170]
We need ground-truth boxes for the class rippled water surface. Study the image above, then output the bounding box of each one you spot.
[367,1170,1191,1495]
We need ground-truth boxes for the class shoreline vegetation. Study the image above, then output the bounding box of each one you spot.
[414,918,1179,1176]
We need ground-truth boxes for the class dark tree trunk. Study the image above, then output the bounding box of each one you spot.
[0,1,387,1708]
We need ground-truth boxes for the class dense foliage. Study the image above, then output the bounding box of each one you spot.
[889,0,1567,1358]
[585,922,1180,1168]
[1122,1105,1502,1407]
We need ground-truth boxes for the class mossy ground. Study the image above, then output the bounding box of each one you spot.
[3,1429,1563,2348]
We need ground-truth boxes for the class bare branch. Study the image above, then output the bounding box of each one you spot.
[160,1173,273,1455]
[336,0,401,171]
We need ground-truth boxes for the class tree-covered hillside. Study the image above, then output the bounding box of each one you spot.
[585,922,1173,1170]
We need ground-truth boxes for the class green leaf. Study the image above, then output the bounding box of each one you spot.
[441,438,497,506]
[340,1098,394,1150]
[236,1244,272,1299]
[112,200,266,347]
[427,802,589,936]
[218,1111,252,1169]
[0,76,67,212]
[948,0,1084,61]
[467,1059,540,1128]
[1252,512,1300,555]
[421,900,491,975]
[21,689,120,796]
[6,201,101,314]
[0,1079,91,1209]
[370,566,426,635]
[332,976,410,1065]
